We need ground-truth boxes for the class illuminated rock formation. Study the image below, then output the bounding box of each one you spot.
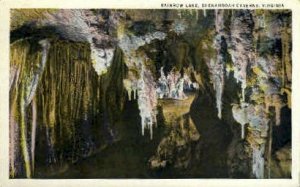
[137,65,157,139]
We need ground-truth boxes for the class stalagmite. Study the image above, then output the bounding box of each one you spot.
[167,70,183,99]
[156,67,169,99]
[156,68,197,100]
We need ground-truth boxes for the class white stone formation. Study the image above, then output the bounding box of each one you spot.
[137,65,157,140]
[156,67,198,100]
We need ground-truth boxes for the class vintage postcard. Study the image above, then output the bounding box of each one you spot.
[0,0,299,187]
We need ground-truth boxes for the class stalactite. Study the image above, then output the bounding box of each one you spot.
[203,10,207,17]
[209,10,225,119]
[137,64,157,139]
[30,97,37,173]
[123,79,133,101]
[9,95,18,177]
[31,39,51,173]
[19,84,32,178]
[228,10,255,103]
[232,103,248,139]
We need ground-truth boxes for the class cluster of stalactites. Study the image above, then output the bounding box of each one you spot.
[122,57,158,140]
[156,67,198,100]
[137,65,157,140]
[9,39,51,178]
[229,10,263,179]
[228,12,267,169]
[118,28,166,139]
[123,79,138,101]
[229,10,291,179]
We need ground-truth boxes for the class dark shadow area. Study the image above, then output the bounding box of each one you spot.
[44,99,166,178]
[188,91,233,178]
[272,106,291,153]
